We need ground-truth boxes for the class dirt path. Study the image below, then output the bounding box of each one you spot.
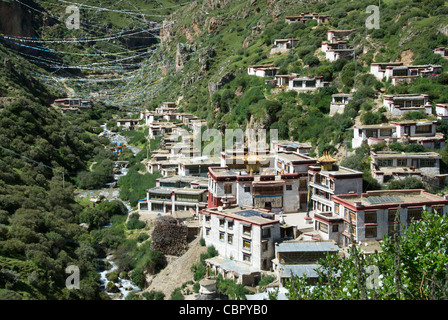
[143,236,208,299]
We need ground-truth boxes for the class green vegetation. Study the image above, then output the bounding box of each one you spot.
[118,155,162,208]
[2,0,448,301]
[126,212,146,230]
[284,208,448,300]
[142,290,165,300]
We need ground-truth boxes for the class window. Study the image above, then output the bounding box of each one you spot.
[380,128,392,137]
[205,215,211,223]
[219,232,225,241]
[345,209,356,223]
[227,220,234,230]
[286,185,292,191]
[388,223,398,236]
[365,211,377,223]
[243,253,251,262]
[388,210,398,222]
[228,234,233,244]
[344,222,356,236]
[319,222,329,234]
[335,204,340,215]
[243,225,251,236]
[244,186,251,193]
[224,184,232,194]
[397,159,407,166]
[219,219,225,228]
[205,228,210,236]
[378,159,393,167]
[416,125,432,134]
[408,208,422,222]
[243,239,251,251]
[365,226,377,238]
[332,224,339,232]
[262,228,271,238]
[176,194,200,202]
[420,159,435,167]
[366,130,378,138]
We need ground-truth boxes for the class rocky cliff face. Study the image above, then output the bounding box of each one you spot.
[0,0,58,37]
[0,1,36,38]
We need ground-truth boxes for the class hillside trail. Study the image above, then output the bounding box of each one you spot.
[143,234,208,299]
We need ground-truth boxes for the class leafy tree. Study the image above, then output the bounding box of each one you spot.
[388,177,425,190]
[283,208,448,299]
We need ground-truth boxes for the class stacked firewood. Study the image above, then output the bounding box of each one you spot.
[150,215,188,256]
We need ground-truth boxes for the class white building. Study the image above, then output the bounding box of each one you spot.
[352,120,445,150]
[288,76,328,91]
[352,123,397,149]
[272,241,339,285]
[138,186,207,214]
[155,101,178,114]
[329,93,353,116]
[308,152,363,215]
[370,150,442,184]
[434,47,448,57]
[436,103,448,121]
[370,63,442,85]
[116,119,140,130]
[270,140,312,155]
[390,119,445,149]
[285,13,331,24]
[274,74,298,87]
[275,151,318,208]
[370,62,404,80]
[329,190,448,246]
[383,94,432,116]
[270,39,299,55]
[202,206,281,272]
[247,64,279,78]
[207,165,303,213]
[327,29,356,43]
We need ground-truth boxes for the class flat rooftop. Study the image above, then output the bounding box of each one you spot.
[334,189,447,207]
[371,151,441,159]
[275,241,339,253]
[204,206,278,226]
[148,186,206,195]
[310,164,363,176]
[277,151,316,162]
[209,167,292,180]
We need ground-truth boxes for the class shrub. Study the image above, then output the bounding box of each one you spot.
[170,287,184,300]
[143,290,165,300]
[127,213,146,230]
[388,177,425,190]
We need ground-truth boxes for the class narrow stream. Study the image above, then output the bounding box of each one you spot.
[75,123,143,300]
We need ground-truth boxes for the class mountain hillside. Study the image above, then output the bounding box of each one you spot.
[2,0,448,300]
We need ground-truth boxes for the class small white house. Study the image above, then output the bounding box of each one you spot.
[434,47,448,57]
[329,93,353,116]
[327,29,356,43]
[436,103,448,121]
[247,64,279,77]
[382,94,432,116]
[370,150,442,184]
[288,76,328,91]
[270,39,299,55]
